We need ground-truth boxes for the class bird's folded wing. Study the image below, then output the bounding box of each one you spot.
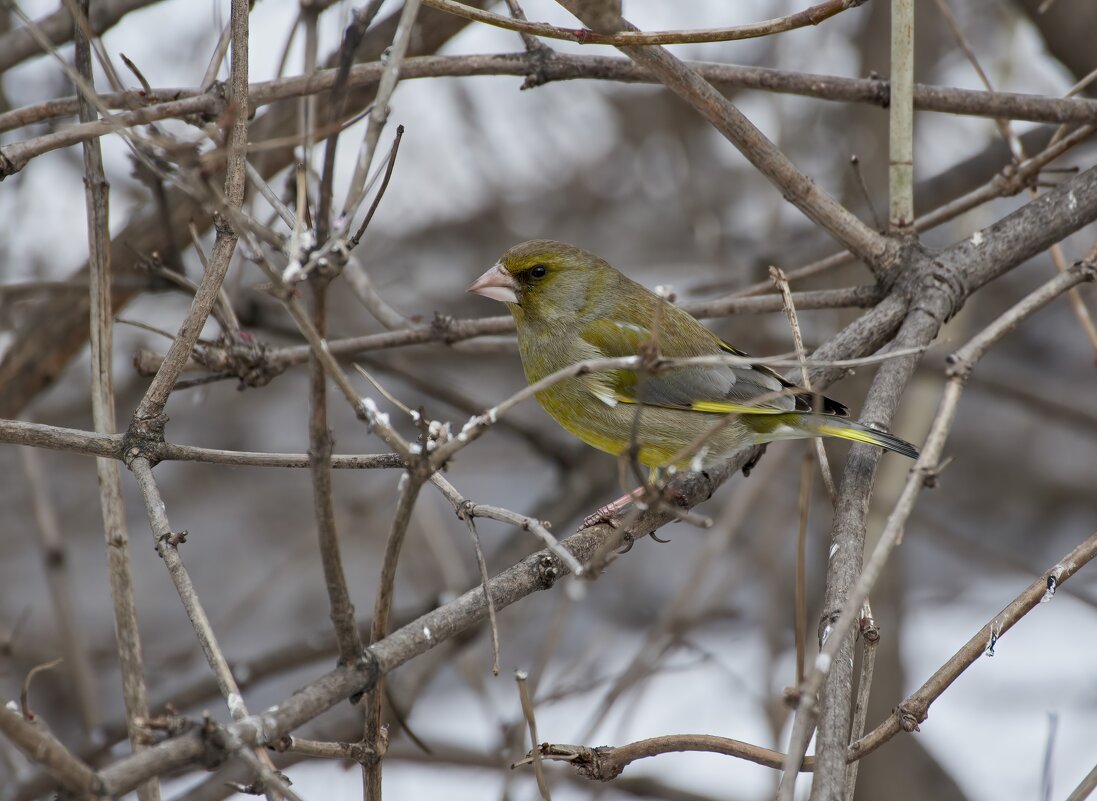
[579,318,797,414]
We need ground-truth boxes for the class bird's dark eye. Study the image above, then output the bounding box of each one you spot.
[529,265,547,279]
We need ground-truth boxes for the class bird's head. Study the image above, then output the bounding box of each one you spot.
[467,239,610,321]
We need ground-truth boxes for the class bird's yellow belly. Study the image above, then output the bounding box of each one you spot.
[535,378,752,469]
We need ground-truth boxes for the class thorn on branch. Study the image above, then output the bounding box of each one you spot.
[20,657,64,718]
[120,52,152,96]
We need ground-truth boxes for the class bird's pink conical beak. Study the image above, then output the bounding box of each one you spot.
[467,262,519,304]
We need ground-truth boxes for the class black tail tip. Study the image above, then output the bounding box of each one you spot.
[876,430,920,459]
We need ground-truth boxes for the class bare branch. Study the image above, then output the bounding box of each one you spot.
[424,0,865,46]
[557,0,892,271]
[341,0,422,226]
[71,1,157,795]
[0,0,158,73]
[521,733,815,779]
[19,447,99,732]
[0,706,102,797]
[129,0,250,427]
[308,276,364,665]
[781,259,1097,797]
[850,529,1097,763]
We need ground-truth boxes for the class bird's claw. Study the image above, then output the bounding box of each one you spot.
[741,444,767,477]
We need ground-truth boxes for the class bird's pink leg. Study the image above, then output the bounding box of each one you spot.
[580,487,645,529]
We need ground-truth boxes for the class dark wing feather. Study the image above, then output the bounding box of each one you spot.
[580,317,822,414]
[716,340,849,416]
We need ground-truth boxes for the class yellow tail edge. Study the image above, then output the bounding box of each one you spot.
[816,421,920,459]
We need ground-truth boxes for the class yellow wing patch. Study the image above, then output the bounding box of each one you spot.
[609,394,786,416]
[689,399,785,416]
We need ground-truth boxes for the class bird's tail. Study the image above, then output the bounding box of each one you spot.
[810,415,920,459]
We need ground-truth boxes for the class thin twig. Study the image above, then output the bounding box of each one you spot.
[364,471,427,800]
[0,706,102,797]
[350,124,405,247]
[19,447,99,731]
[850,529,1097,765]
[71,1,156,796]
[1065,760,1097,801]
[341,0,422,225]
[794,449,812,687]
[845,601,878,801]
[188,285,881,377]
[933,0,1097,361]
[431,474,584,577]
[10,54,1097,173]
[129,0,250,426]
[128,456,287,796]
[199,19,232,92]
[516,670,552,800]
[315,0,385,243]
[20,658,63,719]
[771,265,836,502]
[518,733,815,778]
[425,0,864,46]
[452,496,501,675]
[308,276,364,664]
[556,0,892,273]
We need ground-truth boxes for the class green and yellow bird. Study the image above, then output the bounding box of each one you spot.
[468,240,918,471]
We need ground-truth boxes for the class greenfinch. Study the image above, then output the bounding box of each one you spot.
[468,240,918,471]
